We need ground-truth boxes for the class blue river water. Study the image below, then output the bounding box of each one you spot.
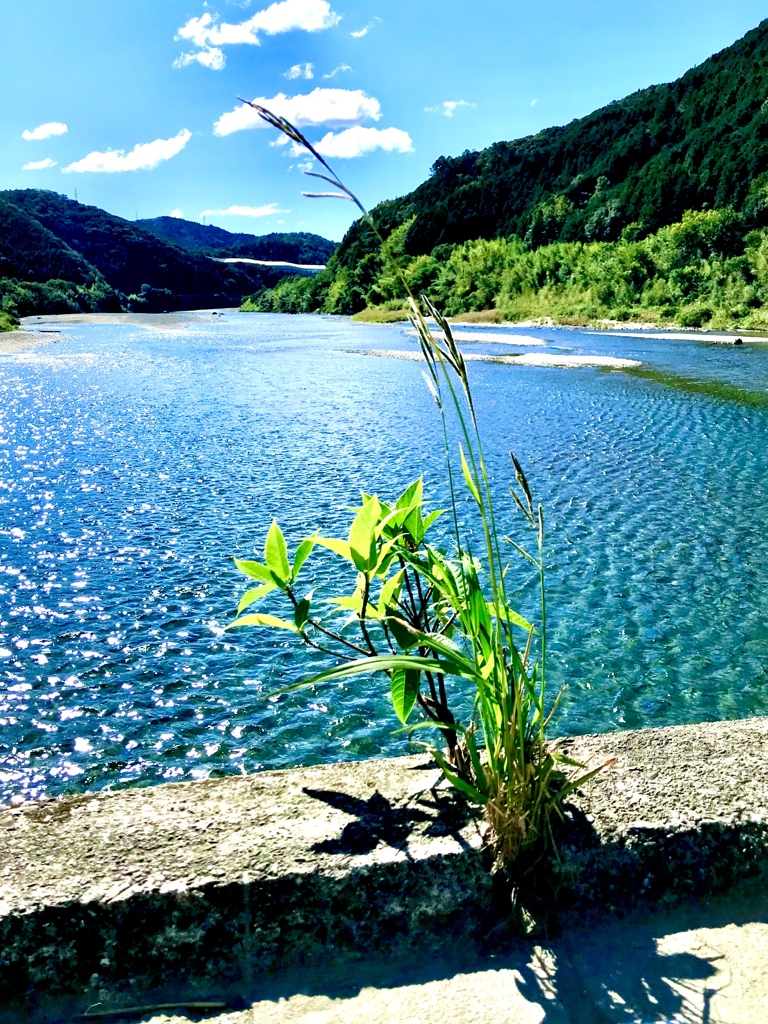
[1,312,768,804]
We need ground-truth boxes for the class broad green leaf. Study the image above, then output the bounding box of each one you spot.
[233,558,273,583]
[348,496,381,572]
[226,613,297,632]
[330,575,365,614]
[292,532,318,581]
[264,653,457,699]
[422,509,443,533]
[459,444,482,508]
[294,590,313,630]
[385,611,418,651]
[401,628,478,677]
[488,602,535,633]
[395,477,423,510]
[318,536,353,561]
[390,668,420,724]
[432,747,487,804]
[265,520,290,584]
[373,536,398,576]
[378,569,404,615]
[237,582,276,614]
[331,594,364,613]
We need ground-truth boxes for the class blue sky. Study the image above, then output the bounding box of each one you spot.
[2,0,766,242]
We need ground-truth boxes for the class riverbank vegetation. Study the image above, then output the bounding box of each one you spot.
[243,203,768,330]
[244,20,768,329]
[0,310,18,332]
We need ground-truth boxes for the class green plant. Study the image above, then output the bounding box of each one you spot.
[0,309,18,333]
[227,106,604,867]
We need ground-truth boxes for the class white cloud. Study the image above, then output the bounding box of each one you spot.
[22,158,57,171]
[308,125,413,158]
[214,87,380,136]
[285,62,314,79]
[62,129,192,173]
[531,98,538,107]
[199,203,289,217]
[174,46,226,70]
[350,16,379,37]
[170,209,184,218]
[22,121,68,141]
[175,0,340,68]
[425,100,475,118]
[322,63,351,79]
[297,159,314,171]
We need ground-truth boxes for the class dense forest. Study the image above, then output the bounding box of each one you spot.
[249,18,768,328]
[0,192,336,328]
[138,216,337,264]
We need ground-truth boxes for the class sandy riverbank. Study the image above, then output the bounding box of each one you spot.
[590,328,768,344]
[341,348,641,369]
[0,331,61,355]
[21,310,237,332]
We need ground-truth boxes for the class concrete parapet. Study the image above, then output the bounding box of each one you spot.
[1,716,767,1019]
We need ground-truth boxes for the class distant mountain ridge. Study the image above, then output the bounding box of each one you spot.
[0,192,337,321]
[137,216,337,265]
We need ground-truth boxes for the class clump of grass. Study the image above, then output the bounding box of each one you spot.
[351,307,411,323]
[227,103,605,869]
[0,310,19,333]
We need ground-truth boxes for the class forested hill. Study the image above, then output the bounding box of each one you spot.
[0,190,311,321]
[249,18,768,328]
[137,216,337,264]
[335,17,768,268]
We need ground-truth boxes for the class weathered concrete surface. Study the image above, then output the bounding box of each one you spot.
[557,716,768,912]
[2,717,768,1020]
[0,755,490,1017]
[125,876,768,1023]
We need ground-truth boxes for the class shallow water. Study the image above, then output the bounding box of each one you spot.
[2,313,768,803]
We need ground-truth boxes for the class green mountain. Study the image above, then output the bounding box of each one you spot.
[0,191,336,324]
[137,215,337,264]
[0,198,99,285]
[342,18,768,262]
[249,18,768,327]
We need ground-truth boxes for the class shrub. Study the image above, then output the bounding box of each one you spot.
[226,106,603,868]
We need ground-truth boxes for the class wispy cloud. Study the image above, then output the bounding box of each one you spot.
[350,16,379,37]
[22,121,68,141]
[322,63,351,79]
[62,130,192,173]
[425,100,475,118]
[22,157,58,171]
[199,203,289,217]
[175,0,340,69]
[214,87,381,136]
[285,62,314,79]
[170,209,185,218]
[530,98,538,107]
[174,47,226,69]
[299,125,413,158]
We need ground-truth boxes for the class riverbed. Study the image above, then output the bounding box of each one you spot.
[1,311,767,803]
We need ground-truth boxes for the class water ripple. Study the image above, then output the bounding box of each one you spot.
[1,314,767,803]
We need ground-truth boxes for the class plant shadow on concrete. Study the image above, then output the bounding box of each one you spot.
[155,874,763,1024]
[304,785,476,858]
[227,106,610,909]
